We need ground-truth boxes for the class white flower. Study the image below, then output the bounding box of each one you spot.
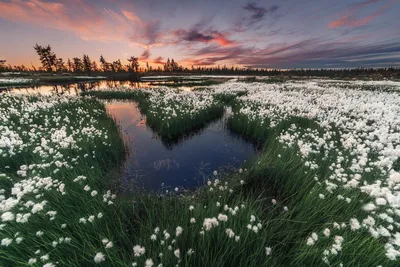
[133,245,146,257]
[235,236,240,242]
[203,218,219,231]
[187,248,194,256]
[28,258,37,265]
[190,218,196,224]
[307,237,315,246]
[189,205,194,211]
[40,254,49,261]
[1,211,15,222]
[376,198,387,206]
[323,228,331,237]
[150,234,157,241]
[265,247,272,256]
[350,218,361,231]
[145,259,154,267]
[311,232,318,241]
[91,190,98,197]
[84,185,90,191]
[225,228,235,238]
[174,249,180,258]
[1,238,12,246]
[250,215,256,222]
[105,241,113,249]
[271,199,277,205]
[94,252,105,263]
[176,226,183,236]
[217,213,228,222]
[36,231,44,237]
[213,170,218,176]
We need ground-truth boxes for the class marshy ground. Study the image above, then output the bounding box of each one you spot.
[1,77,400,266]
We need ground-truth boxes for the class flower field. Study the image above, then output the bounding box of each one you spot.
[1,78,400,266]
[0,78,37,86]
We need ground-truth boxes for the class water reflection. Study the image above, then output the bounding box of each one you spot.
[2,80,155,95]
[105,101,257,193]
[1,79,220,95]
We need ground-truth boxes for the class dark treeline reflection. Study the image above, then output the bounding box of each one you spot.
[3,80,154,95]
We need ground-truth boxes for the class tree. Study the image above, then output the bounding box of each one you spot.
[92,61,98,72]
[164,58,171,71]
[170,59,179,71]
[55,58,66,72]
[34,44,57,72]
[99,55,109,72]
[0,59,6,71]
[112,59,123,72]
[67,58,73,72]
[72,57,83,72]
[127,56,139,72]
[82,54,92,73]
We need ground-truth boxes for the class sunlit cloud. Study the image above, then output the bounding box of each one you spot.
[328,0,393,28]
[0,0,399,68]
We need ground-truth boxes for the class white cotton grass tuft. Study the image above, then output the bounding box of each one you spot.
[94,252,105,263]
[133,245,146,257]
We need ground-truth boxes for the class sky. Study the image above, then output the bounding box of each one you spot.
[0,0,399,68]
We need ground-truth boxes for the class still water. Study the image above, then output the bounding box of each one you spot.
[106,101,257,193]
[1,79,209,95]
[3,80,257,193]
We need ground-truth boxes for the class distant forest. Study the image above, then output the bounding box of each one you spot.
[1,44,400,78]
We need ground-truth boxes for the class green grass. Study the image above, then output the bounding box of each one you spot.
[1,88,398,266]
[83,90,225,143]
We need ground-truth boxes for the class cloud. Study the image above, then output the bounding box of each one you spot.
[328,0,393,28]
[0,0,167,51]
[174,29,235,46]
[181,36,400,68]
[139,49,150,60]
[152,56,165,65]
[242,2,279,26]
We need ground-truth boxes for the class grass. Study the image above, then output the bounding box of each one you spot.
[1,80,399,266]
[83,89,225,143]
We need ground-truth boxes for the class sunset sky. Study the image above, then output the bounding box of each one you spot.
[0,0,399,68]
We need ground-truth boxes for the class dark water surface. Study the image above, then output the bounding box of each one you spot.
[2,79,205,95]
[4,79,257,193]
[105,101,257,193]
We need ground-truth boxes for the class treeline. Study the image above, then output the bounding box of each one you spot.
[0,44,400,79]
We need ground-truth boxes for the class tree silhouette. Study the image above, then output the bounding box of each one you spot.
[67,58,73,72]
[99,55,109,72]
[72,57,83,72]
[82,54,92,74]
[112,59,123,72]
[0,59,6,71]
[127,56,139,72]
[34,44,57,72]
[55,58,66,72]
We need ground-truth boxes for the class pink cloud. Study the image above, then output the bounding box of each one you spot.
[0,0,151,45]
[328,0,394,28]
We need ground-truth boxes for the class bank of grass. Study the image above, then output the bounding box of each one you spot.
[0,97,131,266]
[83,90,224,142]
[226,101,392,266]
[82,89,395,266]
[2,90,397,266]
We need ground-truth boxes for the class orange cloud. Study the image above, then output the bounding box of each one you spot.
[328,0,393,28]
[0,0,158,47]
